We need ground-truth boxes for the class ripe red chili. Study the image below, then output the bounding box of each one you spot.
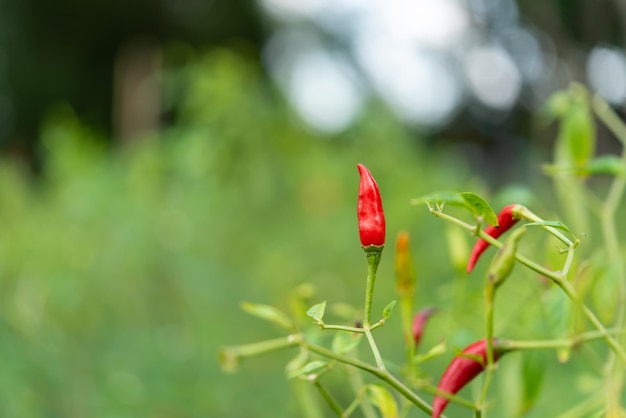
[432,339,508,418]
[412,307,437,348]
[466,204,520,273]
[357,164,386,247]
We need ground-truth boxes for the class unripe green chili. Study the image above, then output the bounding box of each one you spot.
[487,227,526,288]
[357,164,386,248]
[466,204,522,273]
[432,339,510,418]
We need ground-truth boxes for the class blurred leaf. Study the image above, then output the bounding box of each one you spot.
[445,224,469,274]
[331,332,363,354]
[411,191,497,226]
[218,348,239,373]
[287,360,328,380]
[414,340,447,364]
[520,350,546,414]
[410,191,466,207]
[591,264,621,324]
[582,155,626,176]
[524,221,571,233]
[543,286,573,363]
[366,385,399,418]
[240,301,295,330]
[382,300,396,320]
[459,192,498,226]
[306,301,327,325]
[285,347,310,374]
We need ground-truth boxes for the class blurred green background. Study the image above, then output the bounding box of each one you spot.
[1,1,626,417]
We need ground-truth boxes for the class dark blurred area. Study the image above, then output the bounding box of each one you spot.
[2,0,625,176]
[1,0,264,159]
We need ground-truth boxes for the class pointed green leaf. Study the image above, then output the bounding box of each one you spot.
[524,221,571,233]
[366,385,399,418]
[240,302,294,329]
[287,360,328,380]
[414,340,447,364]
[410,191,466,207]
[459,192,498,226]
[306,301,327,325]
[382,300,397,320]
[331,332,363,354]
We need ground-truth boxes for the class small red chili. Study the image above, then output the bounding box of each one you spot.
[357,164,386,247]
[432,339,509,418]
[412,307,437,348]
[466,204,521,273]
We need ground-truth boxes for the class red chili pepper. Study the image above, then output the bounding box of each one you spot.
[466,204,520,273]
[357,164,386,247]
[412,307,437,348]
[432,339,508,418]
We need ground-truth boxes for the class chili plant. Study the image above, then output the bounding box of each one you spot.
[220,84,626,417]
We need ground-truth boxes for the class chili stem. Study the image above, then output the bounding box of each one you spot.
[363,251,386,370]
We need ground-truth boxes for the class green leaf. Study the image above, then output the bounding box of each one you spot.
[410,191,466,207]
[520,350,546,414]
[240,301,294,329]
[331,332,363,354]
[382,300,396,320]
[411,191,497,226]
[414,340,447,364]
[366,385,399,418]
[287,360,328,380]
[285,347,309,374]
[306,301,327,325]
[582,155,626,176]
[459,192,498,226]
[524,221,571,233]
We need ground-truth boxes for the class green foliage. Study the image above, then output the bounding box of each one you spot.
[0,49,471,417]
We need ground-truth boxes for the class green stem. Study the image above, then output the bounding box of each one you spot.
[401,296,416,375]
[363,251,382,327]
[499,329,626,351]
[304,341,436,416]
[478,285,496,411]
[362,250,386,370]
[314,381,343,417]
[592,94,626,147]
[322,322,384,333]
